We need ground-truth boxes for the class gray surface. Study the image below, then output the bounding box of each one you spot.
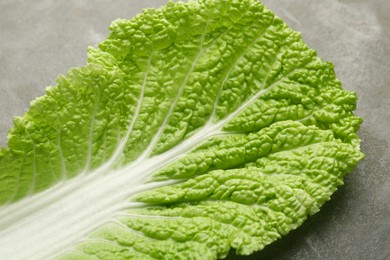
[0,0,389,259]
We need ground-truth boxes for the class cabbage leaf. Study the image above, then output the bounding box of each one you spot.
[0,0,363,259]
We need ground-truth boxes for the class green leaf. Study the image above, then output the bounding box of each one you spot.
[0,0,363,259]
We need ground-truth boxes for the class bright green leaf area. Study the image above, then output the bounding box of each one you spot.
[0,0,363,259]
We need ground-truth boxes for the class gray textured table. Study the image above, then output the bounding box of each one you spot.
[0,0,389,259]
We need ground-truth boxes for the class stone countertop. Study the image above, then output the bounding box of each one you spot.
[0,0,389,259]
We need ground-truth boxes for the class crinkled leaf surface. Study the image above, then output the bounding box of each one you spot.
[0,0,363,259]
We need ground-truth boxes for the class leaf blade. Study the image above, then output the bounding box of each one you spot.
[0,0,363,259]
